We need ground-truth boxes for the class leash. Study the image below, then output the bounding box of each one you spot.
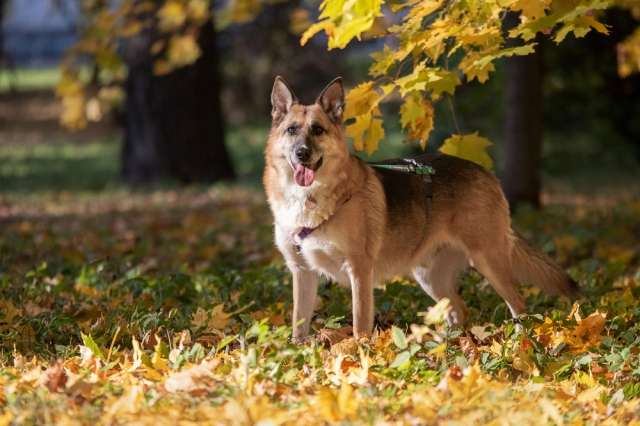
[368,157,436,209]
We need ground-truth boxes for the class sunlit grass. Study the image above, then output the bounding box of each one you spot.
[0,67,61,92]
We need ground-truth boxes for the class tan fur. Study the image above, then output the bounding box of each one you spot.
[264,77,577,340]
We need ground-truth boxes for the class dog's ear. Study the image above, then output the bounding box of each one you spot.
[271,76,297,124]
[316,77,344,124]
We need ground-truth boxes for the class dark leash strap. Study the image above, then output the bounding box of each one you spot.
[368,158,435,211]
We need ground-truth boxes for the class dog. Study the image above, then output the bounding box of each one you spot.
[263,76,578,340]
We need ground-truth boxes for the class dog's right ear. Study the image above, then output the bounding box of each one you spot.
[271,76,297,124]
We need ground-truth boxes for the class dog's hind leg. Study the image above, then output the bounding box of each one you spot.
[413,247,469,326]
[470,247,526,319]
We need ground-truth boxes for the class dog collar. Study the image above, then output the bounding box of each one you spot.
[297,226,315,240]
[294,192,352,244]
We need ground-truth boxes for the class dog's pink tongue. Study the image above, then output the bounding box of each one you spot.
[294,164,315,186]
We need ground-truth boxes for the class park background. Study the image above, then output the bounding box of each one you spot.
[1,0,640,424]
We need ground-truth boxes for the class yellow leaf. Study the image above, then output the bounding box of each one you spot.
[315,383,358,422]
[395,65,460,100]
[572,311,606,346]
[164,359,219,393]
[364,116,384,155]
[301,20,335,46]
[323,0,384,49]
[152,341,169,373]
[167,35,202,69]
[188,0,209,22]
[158,1,187,32]
[460,53,496,83]
[347,111,384,155]
[209,304,232,329]
[60,93,87,130]
[566,302,580,321]
[400,93,434,149]
[344,82,382,120]
[421,298,451,325]
[191,304,232,333]
[513,351,539,375]
[439,133,494,170]
[369,45,396,77]
[469,325,492,341]
[510,0,551,20]
[346,112,370,153]
[617,28,640,78]
[428,343,447,359]
[555,16,610,44]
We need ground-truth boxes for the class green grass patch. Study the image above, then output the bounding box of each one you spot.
[0,67,61,92]
[0,140,120,193]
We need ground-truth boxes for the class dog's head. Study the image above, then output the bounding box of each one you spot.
[267,76,349,187]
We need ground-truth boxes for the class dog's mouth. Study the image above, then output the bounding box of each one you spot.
[291,157,323,187]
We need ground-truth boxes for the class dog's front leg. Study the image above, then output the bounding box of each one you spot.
[291,267,319,341]
[347,258,374,339]
[275,225,319,341]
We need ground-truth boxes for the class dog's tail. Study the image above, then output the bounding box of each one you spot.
[511,232,579,298]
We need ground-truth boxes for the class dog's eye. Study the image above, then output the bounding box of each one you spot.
[311,125,325,136]
[286,126,298,136]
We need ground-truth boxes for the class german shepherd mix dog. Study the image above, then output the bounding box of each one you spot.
[263,76,578,341]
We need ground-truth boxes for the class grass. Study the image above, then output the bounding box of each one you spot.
[0,140,120,193]
[0,67,62,93]
[1,135,640,424]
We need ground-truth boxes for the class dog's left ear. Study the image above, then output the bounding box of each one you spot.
[271,76,297,124]
[316,77,344,124]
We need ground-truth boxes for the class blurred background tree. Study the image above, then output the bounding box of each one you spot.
[0,0,639,204]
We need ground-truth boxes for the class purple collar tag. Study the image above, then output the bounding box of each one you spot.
[297,226,315,240]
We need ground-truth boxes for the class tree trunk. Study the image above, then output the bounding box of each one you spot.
[121,19,234,183]
[502,16,544,209]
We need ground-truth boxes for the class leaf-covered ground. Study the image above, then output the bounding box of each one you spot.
[1,183,640,425]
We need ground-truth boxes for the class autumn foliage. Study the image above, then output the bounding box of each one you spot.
[2,189,640,423]
[57,0,640,169]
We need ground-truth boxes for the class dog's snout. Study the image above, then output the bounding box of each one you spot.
[295,145,311,162]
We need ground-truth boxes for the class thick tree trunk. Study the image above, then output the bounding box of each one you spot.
[121,19,234,183]
[502,17,544,209]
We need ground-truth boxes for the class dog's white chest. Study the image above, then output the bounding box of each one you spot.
[298,233,350,285]
[273,184,339,229]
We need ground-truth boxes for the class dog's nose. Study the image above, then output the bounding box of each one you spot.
[295,145,311,162]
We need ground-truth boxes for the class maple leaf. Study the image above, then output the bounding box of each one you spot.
[344,82,383,120]
[555,15,610,43]
[301,20,335,46]
[369,45,397,77]
[400,93,434,149]
[191,304,232,333]
[510,0,551,20]
[40,360,67,392]
[346,111,385,155]
[439,133,494,170]
[572,311,607,345]
[164,359,220,394]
